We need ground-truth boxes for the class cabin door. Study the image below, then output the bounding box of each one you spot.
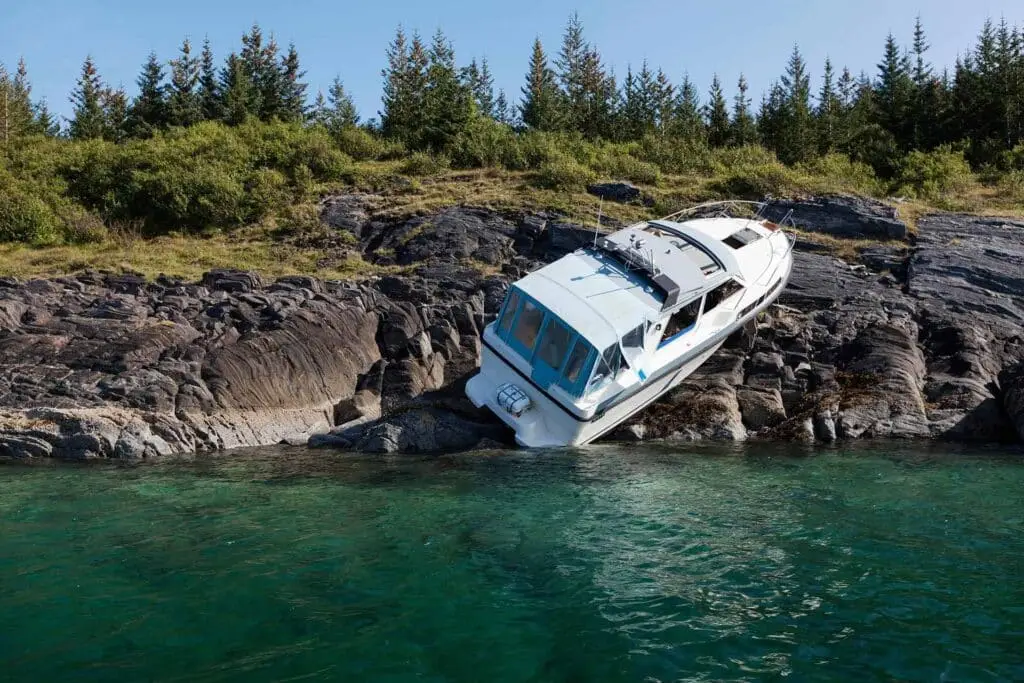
[531,316,573,391]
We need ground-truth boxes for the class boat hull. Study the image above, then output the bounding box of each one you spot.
[467,337,725,448]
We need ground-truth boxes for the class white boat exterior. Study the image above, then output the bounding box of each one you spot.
[466,202,795,448]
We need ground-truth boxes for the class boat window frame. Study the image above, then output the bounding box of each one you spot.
[704,278,745,313]
[658,295,704,348]
[492,286,599,399]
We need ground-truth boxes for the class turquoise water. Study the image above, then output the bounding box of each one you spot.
[1,443,1022,682]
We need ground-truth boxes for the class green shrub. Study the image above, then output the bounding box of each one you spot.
[533,154,597,191]
[895,145,975,200]
[400,151,450,176]
[334,127,389,161]
[797,153,883,196]
[635,135,715,175]
[0,180,61,243]
[998,170,1024,201]
[449,116,525,169]
[594,151,661,185]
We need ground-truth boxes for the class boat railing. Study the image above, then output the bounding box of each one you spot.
[660,200,797,229]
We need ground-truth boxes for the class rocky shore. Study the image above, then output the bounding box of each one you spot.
[1,193,1023,459]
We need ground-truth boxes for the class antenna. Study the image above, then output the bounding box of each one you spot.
[593,197,603,248]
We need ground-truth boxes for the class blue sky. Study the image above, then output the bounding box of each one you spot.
[2,0,1022,124]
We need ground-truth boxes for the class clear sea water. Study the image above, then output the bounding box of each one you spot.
[1,442,1022,682]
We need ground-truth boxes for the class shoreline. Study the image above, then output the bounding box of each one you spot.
[1,193,1023,459]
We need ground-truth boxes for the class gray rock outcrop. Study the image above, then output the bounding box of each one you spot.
[2,194,1023,459]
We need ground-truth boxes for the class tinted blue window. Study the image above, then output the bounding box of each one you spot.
[558,338,594,397]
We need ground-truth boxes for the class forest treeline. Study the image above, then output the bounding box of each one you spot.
[1,15,1023,245]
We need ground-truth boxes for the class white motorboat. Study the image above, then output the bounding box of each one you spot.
[465,201,796,447]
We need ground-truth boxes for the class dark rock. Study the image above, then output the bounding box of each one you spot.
[587,182,641,203]
[764,194,908,241]
[2,194,1024,458]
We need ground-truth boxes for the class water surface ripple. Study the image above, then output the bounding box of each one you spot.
[1,442,1022,682]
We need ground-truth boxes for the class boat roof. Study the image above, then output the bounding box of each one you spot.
[514,250,662,348]
[513,216,779,348]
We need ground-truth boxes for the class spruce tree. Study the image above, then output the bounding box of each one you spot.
[779,44,813,163]
[494,89,511,125]
[219,52,256,125]
[168,38,201,127]
[816,58,840,154]
[33,99,60,136]
[758,83,788,154]
[422,28,472,149]
[101,86,129,141]
[578,49,615,139]
[126,52,168,137]
[705,74,730,147]
[520,37,562,131]
[653,69,674,135]
[380,27,428,142]
[556,11,587,129]
[326,77,359,132]
[462,58,495,117]
[669,75,704,141]
[0,60,34,141]
[239,23,268,118]
[731,74,756,146]
[874,33,913,150]
[198,38,223,122]
[68,56,106,140]
[257,35,285,120]
[280,43,308,122]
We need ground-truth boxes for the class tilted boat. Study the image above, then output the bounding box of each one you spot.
[465,201,796,447]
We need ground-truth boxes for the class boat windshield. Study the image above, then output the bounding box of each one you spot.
[492,287,602,398]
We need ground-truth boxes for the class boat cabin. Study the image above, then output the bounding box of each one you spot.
[488,217,771,405]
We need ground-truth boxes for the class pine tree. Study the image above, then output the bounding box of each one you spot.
[779,44,813,163]
[520,37,562,131]
[168,38,201,127]
[280,43,308,122]
[669,74,703,141]
[101,86,129,141]
[556,11,587,129]
[705,74,730,147]
[257,35,285,120]
[0,59,34,141]
[731,74,756,146]
[68,56,106,140]
[653,69,674,135]
[874,33,913,150]
[758,83,788,154]
[462,57,495,117]
[421,28,472,149]
[494,89,511,125]
[239,23,269,118]
[326,77,359,132]
[126,52,168,137]
[198,37,223,122]
[33,99,60,137]
[577,48,615,139]
[816,58,840,154]
[219,52,256,125]
[380,27,429,142]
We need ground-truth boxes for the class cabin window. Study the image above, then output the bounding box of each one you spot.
[621,324,645,350]
[536,318,573,370]
[497,289,520,336]
[723,228,762,249]
[512,300,544,353]
[661,297,702,345]
[704,279,744,312]
[557,338,594,397]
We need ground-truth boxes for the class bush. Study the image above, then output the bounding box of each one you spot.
[334,126,391,161]
[895,145,975,200]
[594,152,661,185]
[533,154,597,191]
[797,153,882,196]
[635,135,715,175]
[449,116,525,169]
[0,180,62,243]
[399,151,450,176]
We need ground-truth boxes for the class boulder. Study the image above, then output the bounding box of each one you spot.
[586,182,641,203]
